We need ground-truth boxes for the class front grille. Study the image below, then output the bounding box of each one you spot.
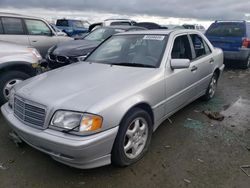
[14,96,46,128]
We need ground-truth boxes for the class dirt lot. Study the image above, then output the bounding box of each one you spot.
[0,67,250,188]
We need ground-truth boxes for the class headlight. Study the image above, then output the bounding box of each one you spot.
[77,55,87,62]
[28,48,42,60]
[51,111,102,133]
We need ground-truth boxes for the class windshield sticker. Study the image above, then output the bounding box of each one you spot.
[115,29,125,32]
[143,35,165,41]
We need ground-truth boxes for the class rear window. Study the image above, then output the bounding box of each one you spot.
[72,20,89,28]
[183,25,195,29]
[110,22,131,26]
[56,20,69,27]
[206,22,245,37]
[1,17,25,34]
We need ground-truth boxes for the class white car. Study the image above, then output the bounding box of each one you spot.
[1,29,224,169]
[0,13,72,58]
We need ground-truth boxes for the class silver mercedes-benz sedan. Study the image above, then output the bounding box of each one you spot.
[1,29,224,169]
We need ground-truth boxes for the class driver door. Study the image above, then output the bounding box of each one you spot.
[164,34,198,115]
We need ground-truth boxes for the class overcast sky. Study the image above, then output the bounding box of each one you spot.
[1,0,250,27]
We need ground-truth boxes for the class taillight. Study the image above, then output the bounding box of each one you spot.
[242,38,249,48]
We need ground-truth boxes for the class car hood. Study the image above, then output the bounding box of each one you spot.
[15,62,158,112]
[53,40,100,57]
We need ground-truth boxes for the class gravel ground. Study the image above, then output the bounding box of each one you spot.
[0,67,250,188]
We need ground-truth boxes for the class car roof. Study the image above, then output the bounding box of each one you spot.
[114,29,202,35]
[101,25,146,31]
[0,12,43,20]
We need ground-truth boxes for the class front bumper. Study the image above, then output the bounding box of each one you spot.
[224,48,250,61]
[1,103,118,169]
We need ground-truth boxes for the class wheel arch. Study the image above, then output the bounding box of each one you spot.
[0,61,36,77]
[119,102,155,126]
[213,67,221,79]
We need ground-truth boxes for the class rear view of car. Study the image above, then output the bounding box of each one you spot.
[206,21,250,69]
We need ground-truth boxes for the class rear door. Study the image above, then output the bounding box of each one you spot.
[206,22,246,52]
[0,17,30,46]
[24,19,59,57]
[189,33,214,92]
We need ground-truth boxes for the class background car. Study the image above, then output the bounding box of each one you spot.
[134,22,167,29]
[0,13,72,58]
[47,25,146,69]
[1,29,224,169]
[89,18,136,32]
[163,24,185,30]
[0,41,42,104]
[183,24,206,33]
[206,20,250,69]
[56,19,90,37]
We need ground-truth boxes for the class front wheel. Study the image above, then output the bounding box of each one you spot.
[203,72,218,101]
[0,71,30,105]
[111,108,153,167]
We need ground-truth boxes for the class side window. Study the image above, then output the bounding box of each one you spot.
[171,35,192,60]
[25,19,52,36]
[203,40,212,54]
[190,34,210,58]
[2,17,25,34]
[0,19,3,34]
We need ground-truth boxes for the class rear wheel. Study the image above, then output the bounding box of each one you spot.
[240,55,250,69]
[203,72,218,101]
[111,108,153,167]
[0,71,30,105]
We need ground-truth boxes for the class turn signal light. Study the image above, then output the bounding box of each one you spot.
[242,38,249,48]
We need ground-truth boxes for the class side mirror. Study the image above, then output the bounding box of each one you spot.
[171,59,190,69]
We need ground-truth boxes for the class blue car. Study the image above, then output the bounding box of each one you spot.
[206,20,250,69]
[56,19,90,37]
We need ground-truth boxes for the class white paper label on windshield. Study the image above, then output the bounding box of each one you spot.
[143,35,165,41]
[115,29,125,33]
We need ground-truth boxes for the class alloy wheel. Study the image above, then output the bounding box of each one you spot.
[123,117,149,159]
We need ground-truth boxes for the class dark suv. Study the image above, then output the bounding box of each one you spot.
[206,20,250,69]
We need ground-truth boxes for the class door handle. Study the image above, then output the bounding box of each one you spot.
[32,40,37,43]
[209,58,214,64]
[191,66,198,72]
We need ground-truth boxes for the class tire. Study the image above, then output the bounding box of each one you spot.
[111,108,153,167]
[203,72,219,101]
[240,55,250,69]
[0,71,30,105]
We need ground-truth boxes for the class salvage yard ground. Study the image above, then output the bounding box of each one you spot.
[0,67,250,188]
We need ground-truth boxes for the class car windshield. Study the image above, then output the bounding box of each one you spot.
[85,28,125,41]
[206,22,244,37]
[86,34,168,68]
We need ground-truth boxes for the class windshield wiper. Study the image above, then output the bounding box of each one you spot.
[110,62,156,68]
